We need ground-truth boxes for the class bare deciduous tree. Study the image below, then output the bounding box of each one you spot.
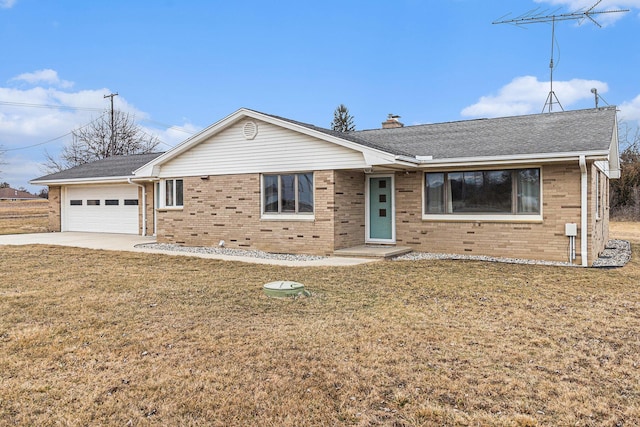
[610,121,640,220]
[44,111,160,172]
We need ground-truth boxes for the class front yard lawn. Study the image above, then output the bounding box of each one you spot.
[1,245,639,426]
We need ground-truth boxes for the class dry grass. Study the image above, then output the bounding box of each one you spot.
[1,242,639,426]
[610,221,640,244]
[0,199,48,234]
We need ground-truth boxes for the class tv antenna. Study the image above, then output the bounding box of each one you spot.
[493,0,628,113]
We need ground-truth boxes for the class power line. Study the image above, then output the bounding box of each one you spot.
[2,113,109,152]
[1,100,197,135]
[0,100,104,112]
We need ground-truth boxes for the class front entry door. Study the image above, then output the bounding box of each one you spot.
[367,176,395,243]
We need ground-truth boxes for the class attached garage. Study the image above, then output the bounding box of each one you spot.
[64,184,139,234]
[31,153,165,236]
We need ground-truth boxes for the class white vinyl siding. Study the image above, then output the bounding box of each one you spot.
[158,119,368,177]
[64,184,139,234]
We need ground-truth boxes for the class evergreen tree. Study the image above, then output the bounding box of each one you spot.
[330,104,355,132]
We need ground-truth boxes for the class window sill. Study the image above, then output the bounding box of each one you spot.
[422,214,543,223]
[261,214,315,222]
[156,206,184,212]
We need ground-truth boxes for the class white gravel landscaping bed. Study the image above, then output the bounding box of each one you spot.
[138,240,631,268]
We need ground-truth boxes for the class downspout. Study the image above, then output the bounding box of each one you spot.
[579,155,588,267]
[128,178,147,237]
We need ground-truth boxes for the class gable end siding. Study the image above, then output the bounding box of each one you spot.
[158,119,369,177]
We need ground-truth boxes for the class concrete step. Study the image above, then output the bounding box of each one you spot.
[333,245,412,259]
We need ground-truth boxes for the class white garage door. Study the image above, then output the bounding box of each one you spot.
[65,184,139,234]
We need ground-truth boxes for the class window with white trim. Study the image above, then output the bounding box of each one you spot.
[262,173,314,216]
[163,179,184,208]
[424,168,540,216]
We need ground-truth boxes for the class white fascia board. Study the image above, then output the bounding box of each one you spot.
[30,176,134,186]
[414,150,611,169]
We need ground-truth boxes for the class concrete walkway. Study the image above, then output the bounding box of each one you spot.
[0,232,377,267]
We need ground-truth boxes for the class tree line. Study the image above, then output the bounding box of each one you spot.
[610,122,640,220]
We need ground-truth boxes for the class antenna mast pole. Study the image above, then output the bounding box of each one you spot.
[493,0,628,113]
[543,16,563,113]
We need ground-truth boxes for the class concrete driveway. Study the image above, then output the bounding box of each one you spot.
[0,232,375,267]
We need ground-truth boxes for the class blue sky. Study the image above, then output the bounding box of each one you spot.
[1,0,639,192]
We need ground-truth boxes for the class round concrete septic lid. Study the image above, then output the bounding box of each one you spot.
[263,281,309,297]
[263,281,305,290]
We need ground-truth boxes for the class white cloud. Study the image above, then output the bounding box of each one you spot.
[0,69,194,191]
[619,94,640,124]
[0,0,16,9]
[461,75,608,118]
[137,122,198,152]
[0,154,48,190]
[10,69,74,89]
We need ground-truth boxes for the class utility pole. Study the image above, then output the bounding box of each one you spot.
[104,92,118,155]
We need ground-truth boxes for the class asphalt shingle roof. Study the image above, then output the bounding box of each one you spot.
[264,107,616,159]
[32,152,165,182]
[258,111,417,157]
[356,107,617,159]
[32,107,617,183]
[0,187,41,199]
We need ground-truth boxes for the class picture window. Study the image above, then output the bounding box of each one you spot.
[425,168,540,215]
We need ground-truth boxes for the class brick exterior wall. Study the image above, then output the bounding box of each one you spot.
[139,182,155,236]
[333,170,365,249]
[394,163,589,264]
[47,186,61,232]
[155,171,338,255]
[153,162,608,264]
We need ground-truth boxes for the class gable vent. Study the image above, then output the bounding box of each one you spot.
[242,121,258,140]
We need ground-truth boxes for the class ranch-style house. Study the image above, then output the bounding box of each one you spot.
[32,106,620,266]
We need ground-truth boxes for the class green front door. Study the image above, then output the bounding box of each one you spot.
[368,176,393,241]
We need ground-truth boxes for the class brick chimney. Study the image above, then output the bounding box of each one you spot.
[382,114,404,129]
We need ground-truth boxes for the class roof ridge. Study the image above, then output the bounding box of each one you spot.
[356,106,618,133]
